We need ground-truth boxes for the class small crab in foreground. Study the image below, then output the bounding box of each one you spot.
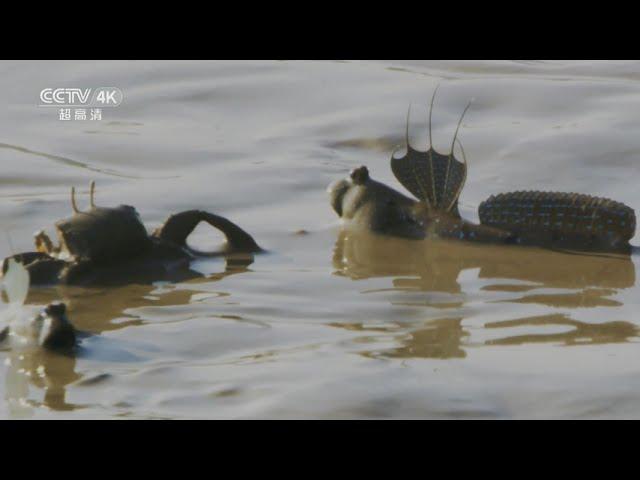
[2,182,262,286]
[1,258,76,352]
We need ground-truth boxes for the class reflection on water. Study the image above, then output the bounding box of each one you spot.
[485,313,638,346]
[3,348,80,416]
[24,253,255,333]
[333,317,469,359]
[1,254,254,416]
[331,231,638,359]
[333,231,635,290]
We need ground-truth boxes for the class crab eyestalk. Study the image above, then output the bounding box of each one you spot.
[70,181,96,214]
[71,186,80,214]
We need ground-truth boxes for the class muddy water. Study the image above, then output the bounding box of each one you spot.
[1,60,640,419]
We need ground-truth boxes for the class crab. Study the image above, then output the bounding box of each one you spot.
[0,302,76,352]
[1,182,262,286]
[329,88,636,254]
[1,258,76,352]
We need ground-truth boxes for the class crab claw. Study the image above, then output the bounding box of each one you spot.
[2,253,67,285]
[152,210,262,254]
[34,230,55,255]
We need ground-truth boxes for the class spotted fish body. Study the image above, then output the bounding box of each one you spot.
[479,191,636,252]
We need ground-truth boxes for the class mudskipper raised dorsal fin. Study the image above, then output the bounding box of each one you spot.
[391,86,471,216]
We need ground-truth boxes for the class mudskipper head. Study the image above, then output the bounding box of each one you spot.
[328,166,371,217]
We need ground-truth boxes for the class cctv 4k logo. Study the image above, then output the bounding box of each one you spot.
[39,87,123,107]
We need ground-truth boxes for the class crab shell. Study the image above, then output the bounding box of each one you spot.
[55,204,152,265]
